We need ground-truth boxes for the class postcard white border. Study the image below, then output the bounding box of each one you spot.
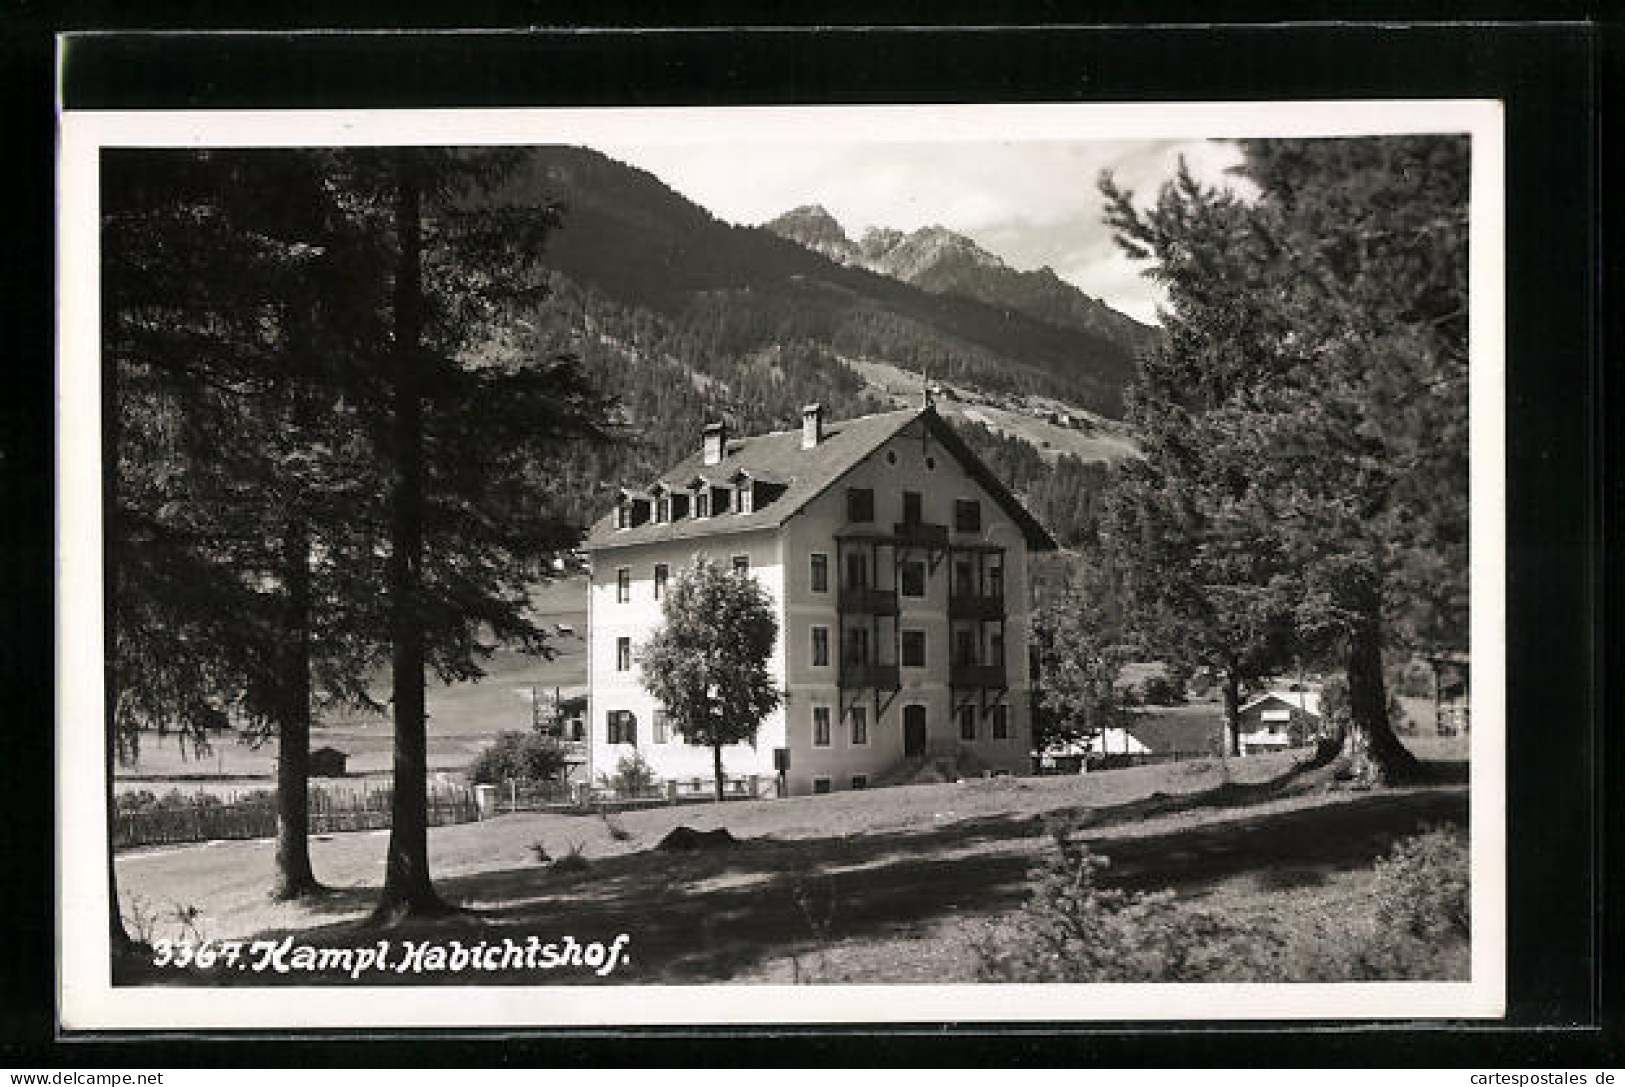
[57,100,1506,1030]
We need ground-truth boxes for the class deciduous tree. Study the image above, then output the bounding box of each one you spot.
[635,556,783,800]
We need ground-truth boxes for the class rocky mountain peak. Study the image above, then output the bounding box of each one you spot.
[762,205,857,261]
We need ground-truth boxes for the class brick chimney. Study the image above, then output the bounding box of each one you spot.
[801,403,825,450]
[703,421,727,466]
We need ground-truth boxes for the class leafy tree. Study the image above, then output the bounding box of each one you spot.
[1030,558,1132,754]
[467,731,568,786]
[635,556,783,800]
[1100,136,1468,781]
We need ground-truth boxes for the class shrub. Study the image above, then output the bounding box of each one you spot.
[976,817,1276,982]
[468,731,567,786]
[552,840,590,873]
[599,750,657,796]
[1370,825,1469,942]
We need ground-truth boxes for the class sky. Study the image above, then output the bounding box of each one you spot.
[599,138,1255,325]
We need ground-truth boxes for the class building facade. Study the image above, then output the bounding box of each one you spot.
[581,404,1057,797]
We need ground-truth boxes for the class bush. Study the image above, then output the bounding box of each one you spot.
[599,750,657,796]
[552,841,590,873]
[976,817,1275,982]
[1279,825,1471,981]
[468,731,567,786]
[1371,825,1469,942]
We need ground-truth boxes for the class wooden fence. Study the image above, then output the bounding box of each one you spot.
[114,784,478,851]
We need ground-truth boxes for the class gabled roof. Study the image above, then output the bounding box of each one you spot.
[1239,690,1322,718]
[583,406,1057,552]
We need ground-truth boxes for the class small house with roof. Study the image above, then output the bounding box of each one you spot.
[1236,689,1323,754]
[581,403,1057,797]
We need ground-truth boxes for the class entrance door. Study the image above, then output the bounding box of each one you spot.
[903,705,927,757]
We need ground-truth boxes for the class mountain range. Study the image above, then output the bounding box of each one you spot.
[495,147,1154,419]
[762,204,1158,354]
[485,146,1149,547]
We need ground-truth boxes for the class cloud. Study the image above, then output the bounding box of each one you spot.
[600,137,1253,326]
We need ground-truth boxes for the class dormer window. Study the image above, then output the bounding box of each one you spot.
[738,485,754,514]
[712,486,731,515]
[671,493,689,520]
[616,500,631,530]
[655,497,670,523]
[696,491,711,518]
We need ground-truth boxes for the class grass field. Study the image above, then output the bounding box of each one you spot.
[843,356,1142,464]
[116,736,1469,985]
[115,575,591,790]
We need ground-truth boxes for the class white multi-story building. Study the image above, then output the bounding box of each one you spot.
[581,403,1057,797]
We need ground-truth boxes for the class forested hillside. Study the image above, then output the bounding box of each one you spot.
[482,145,1142,549]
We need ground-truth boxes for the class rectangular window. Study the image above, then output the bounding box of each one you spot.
[811,626,830,667]
[616,503,630,529]
[713,488,731,514]
[738,486,754,514]
[953,558,975,597]
[845,552,869,589]
[672,493,689,520]
[654,563,669,599]
[955,629,977,666]
[851,774,868,790]
[900,560,926,597]
[850,706,868,746]
[955,499,982,533]
[902,490,922,525]
[991,705,1009,740]
[989,631,1004,667]
[813,777,832,795]
[616,637,631,671]
[813,706,832,747]
[696,491,711,518]
[653,710,669,744]
[616,567,630,603]
[732,554,750,574]
[958,704,977,741]
[847,487,874,523]
[845,626,870,665]
[607,711,637,746]
[810,553,829,593]
[656,497,670,523]
[987,557,1005,598]
[902,630,926,668]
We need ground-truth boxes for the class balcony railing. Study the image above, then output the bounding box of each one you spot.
[838,587,899,614]
[948,592,1006,620]
[950,663,1007,689]
[840,662,901,690]
[893,521,949,549]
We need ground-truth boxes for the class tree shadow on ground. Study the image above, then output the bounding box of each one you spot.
[135,782,1466,987]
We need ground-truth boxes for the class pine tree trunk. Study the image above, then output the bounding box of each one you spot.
[1343,611,1422,784]
[374,153,446,922]
[106,688,134,955]
[1221,667,1242,757]
[713,743,725,802]
[271,515,322,900]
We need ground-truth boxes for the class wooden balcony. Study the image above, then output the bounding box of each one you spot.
[893,521,949,549]
[838,587,899,615]
[949,592,1006,620]
[950,663,1006,689]
[840,662,901,690]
